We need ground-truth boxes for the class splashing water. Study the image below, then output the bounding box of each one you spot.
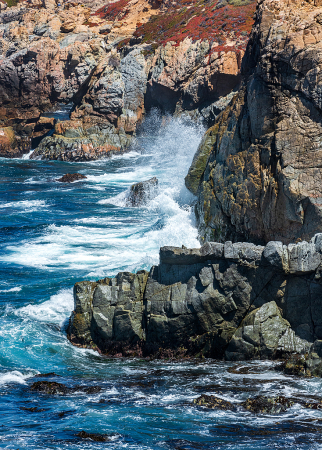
[1,110,322,450]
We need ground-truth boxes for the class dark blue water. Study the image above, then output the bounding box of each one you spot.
[1,111,322,449]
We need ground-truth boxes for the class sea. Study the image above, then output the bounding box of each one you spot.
[0,109,322,449]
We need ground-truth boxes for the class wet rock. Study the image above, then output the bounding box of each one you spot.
[29,381,69,395]
[241,396,294,414]
[76,430,109,442]
[78,385,102,394]
[57,410,75,418]
[29,380,102,395]
[67,234,322,367]
[34,372,60,378]
[126,177,158,207]
[57,173,87,183]
[20,406,47,412]
[193,394,234,410]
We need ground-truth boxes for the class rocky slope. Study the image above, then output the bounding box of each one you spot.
[186,0,322,245]
[67,233,322,376]
[0,0,256,159]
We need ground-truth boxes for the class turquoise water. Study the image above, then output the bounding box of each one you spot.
[1,111,322,449]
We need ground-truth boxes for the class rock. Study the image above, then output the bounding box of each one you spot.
[187,0,322,245]
[57,173,87,182]
[0,126,30,158]
[146,38,242,113]
[60,20,76,33]
[20,406,47,412]
[76,431,109,442]
[29,380,102,395]
[31,48,149,161]
[225,301,311,361]
[33,117,56,139]
[99,24,112,34]
[67,234,322,370]
[0,0,256,161]
[193,394,234,410]
[241,396,294,414]
[126,177,158,206]
[34,372,60,378]
[29,381,69,395]
[263,242,288,272]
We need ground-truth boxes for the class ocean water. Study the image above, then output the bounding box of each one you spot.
[0,110,322,449]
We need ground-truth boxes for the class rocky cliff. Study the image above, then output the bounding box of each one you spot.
[186,0,322,245]
[67,234,322,376]
[0,0,256,159]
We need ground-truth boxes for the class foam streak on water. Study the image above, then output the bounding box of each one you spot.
[1,111,322,450]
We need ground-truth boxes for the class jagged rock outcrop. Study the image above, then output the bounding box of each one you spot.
[0,0,256,159]
[67,233,322,372]
[186,0,322,244]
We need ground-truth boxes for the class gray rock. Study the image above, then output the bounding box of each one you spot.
[99,24,112,34]
[263,241,288,271]
[67,234,322,368]
[225,301,311,361]
[287,241,321,274]
[126,177,158,207]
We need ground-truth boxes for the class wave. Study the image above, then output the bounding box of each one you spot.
[0,370,35,386]
[16,288,73,325]
[0,199,47,210]
[0,287,22,293]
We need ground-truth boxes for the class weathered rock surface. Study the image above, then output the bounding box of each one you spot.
[186,0,322,244]
[126,177,158,206]
[57,173,86,182]
[67,234,322,372]
[193,394,234,410]
[0,0,255,159]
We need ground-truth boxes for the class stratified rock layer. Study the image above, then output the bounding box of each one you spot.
[67,234,322,374]
[186,0,322,244]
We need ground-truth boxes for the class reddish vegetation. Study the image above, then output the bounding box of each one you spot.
[94,0,256,50]
[94,0,132,21]
[134,0,256,49]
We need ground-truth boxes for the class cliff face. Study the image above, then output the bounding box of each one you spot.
[186,0,322,245]
[0,0,256,160]
[68,234,322,376]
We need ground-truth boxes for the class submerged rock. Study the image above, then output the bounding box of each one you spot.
[126,177,158,206]
[193,394,234,410]
[30,381,69,395]
[76,431,109,442]
[20,406,47,412]
[57,173,87,183]
[241,396,294,414]
[29,380,102,395]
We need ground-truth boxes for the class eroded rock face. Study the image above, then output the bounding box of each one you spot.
[0,0,255,159]
[146,39,242,113]
[67,234,322,370]
[186,0,322,244]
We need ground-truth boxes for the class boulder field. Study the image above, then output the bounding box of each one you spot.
[67,234,322,377]
[0,0,255,160]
